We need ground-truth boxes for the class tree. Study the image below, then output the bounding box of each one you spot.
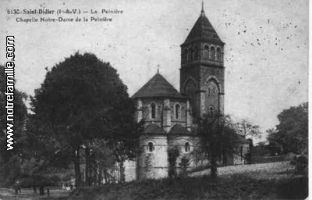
[0,65,28,186]
[235,119,261,138]
[179,156,190,177]
[199,114,241,178]
[267,102,308,154]
[91,139,116,185]
[28,52,136,186]
[108,120,142,183]
[168,146,179,178]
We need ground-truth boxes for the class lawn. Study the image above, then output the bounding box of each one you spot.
[67,161,308,200]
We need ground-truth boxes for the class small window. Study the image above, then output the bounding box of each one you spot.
[185,142,190,152]
[203,45,209,60]
[147,142,154,152]
[210,46,215,60]
[175,104,181,119]
[217,47,222,60]
[151,103,156,119]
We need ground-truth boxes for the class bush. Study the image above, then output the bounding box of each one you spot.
[179,157,190,177]
[168,147,179,178]
[290,154,308,174]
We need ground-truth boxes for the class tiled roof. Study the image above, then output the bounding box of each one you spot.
[143,124,165,135]
[132,73,185,99]
[169,124,192,135]
[183,12,223,45]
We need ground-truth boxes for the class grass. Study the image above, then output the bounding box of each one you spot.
[0,188,70,200]
[67,161,308,200]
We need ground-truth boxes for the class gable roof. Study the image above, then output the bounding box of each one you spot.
[132,73,185,99]
[183,10,223,45]
[143,124,165,135]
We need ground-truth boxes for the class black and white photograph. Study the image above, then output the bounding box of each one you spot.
[0,0,309,199]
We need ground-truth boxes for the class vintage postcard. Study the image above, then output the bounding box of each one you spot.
[0,0,308,199]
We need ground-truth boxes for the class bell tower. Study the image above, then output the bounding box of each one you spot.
[180,2,225,120]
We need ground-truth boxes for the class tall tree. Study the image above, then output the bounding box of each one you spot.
[235,119,261,138]
[267,102,308,154]
[0,65,28,186]
[199,114,241,178]
[29,53,136,186]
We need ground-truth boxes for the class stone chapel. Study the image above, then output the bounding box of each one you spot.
[129,4,249,180]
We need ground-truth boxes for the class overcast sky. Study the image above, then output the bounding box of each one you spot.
[0,0,308,142]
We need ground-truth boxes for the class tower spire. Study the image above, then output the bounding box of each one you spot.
[201,0,205,16]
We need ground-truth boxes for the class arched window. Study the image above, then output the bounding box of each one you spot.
[185,142,190,152]
[210,46,215,60]
[216,47,222,61]
[203,45,209,60]
[194,47,199,60]
[175,104,181,119]
[147,142,154,152]
[151,103,156,119]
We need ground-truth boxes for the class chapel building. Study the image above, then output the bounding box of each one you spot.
[131,4,249,180]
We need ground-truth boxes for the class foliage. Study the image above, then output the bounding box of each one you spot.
[199,114,242,177]
[190,148,207,168]
[267,102,308,154]
[168,146,179,178]
[235,119,261,138]
[179,156,190,177]
[290,155,308,175]
[144,154,153,177]
[0,65,28,186]
[18,174,60,187]
[28,52,137,186]
[91,140,116,171]
[30,52,134,147]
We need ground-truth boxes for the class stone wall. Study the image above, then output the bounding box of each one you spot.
[136,97,190,131]
[233,143,250,165]
[138,135,168,179]
[170,100,187,127]
[168,136,205,174]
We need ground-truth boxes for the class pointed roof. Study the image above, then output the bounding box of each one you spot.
[132,73,185,99]
[183,5,223,45]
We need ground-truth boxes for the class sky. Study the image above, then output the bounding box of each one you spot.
[0,0,308,142]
